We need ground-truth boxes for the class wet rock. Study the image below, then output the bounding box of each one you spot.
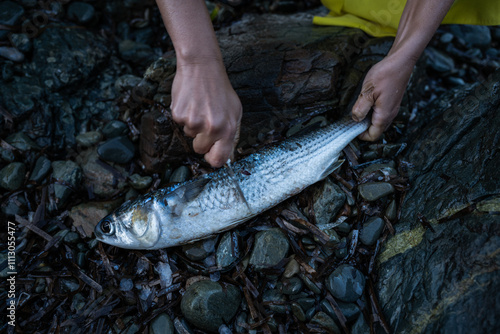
[249,228,289,269]
[321,299,361,322]
[60,278,80,293]
[181,280,241,332]
[103,120,128,138]
[182,238,216,261]
[359,217,384,246]
[169,166,190,184]
[71,293,86,312]
[0,1,24,39]
[440,32,454,44]
[299,272,322,295]
[67,1,95,24]
[358,182,394,201]
[291,302,306,322]
[351,315,370,334]
[6,132,40,151]
[385,199,397,220]
[76,131,102,148]
[216,232,239,269]
[310,312,340,333]
[29,156,51,183]
[119,39,156,65]
[450,24,492,48]
[361,161,397,177]
[0,162,25,191]
[279,277,303,295]
[98,136,136,164]
[120,278,133,292]
[424,47,455,73]
[69,201,121,237]
[335,237,348,259]
[51,160,82,207]
[0,76,43,117]
[262,289,288,314]
[0,148,14,162]
[1,194,27,216]
[76,149,128,197]
[0,46,24,62]
[63,231,80,244]
[311,179,346,225]
[150,313,175,334]
[129,174,152,190]
[326,264,365,303]
[115,75,142,93]
[283,257,300,278]
[10,33,31,53]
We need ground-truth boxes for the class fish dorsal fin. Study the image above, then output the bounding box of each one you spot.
[165,177,211,216]
[319,158,345,180]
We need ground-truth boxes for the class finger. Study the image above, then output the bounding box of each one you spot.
[204,137,235,168]
[193,132,217,155]
[357,108,391,141]
[352,85,375,122]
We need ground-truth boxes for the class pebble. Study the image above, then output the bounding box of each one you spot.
[336,222,351,234]
[450,25,492,48]
[0,162,25,191]
[218,324,232,334]
[0,46,24,62]
[280,277,303,295]
[335,237,348,259]
[6,132,40,151]
[262,289,288,313]
[51,160,82,207]
[129,173,152,190]
[299,273,322,295]
[362,150,378,161]
[67,1,95,24]
[1,194,27,216]
[0,147,14,162]
[447,76,466,86]
[382,144,403,158]
[235,312,247,333]
[120,278,134,292]
[169,166,191,184]
[115,74,142,93]
[321,299,360,322]
[63,231,80,244]
[296,297,315,311]
[182,238,216,261]
[119,39,155,64]
[358,182,395,201]
[97,136,135,164]
[326,264,365,303]
[291,302,306,322]
[440,32,454,44]
[216,231,239,269]
[385,199,397,220]
[10,33,31,53]
[351,315,370,334]
[173,317,193,334]
[361,162,397,177]
[103,120,128,138]
[359,217,385,246]
[29,156,52,183]
[310,312,340,333]
[77,252,86,268]
[283,257,300,278]
[249,228,289,269]
[0,1,25,39]
[76,131,102,147]
[71,293,86,312]
[181,280,241,332]
[311,179,346,225]
[60,278,80,293]
[425,47,455,72]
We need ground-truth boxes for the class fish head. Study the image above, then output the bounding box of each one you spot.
[94,197,161,249]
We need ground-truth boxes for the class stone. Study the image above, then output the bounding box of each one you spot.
[425,47,455,73]
[291,302,306,322]
[63,231,80,244]
[0,46,24,62]
[29,156,52,183]
[359,217,385,246]
[299,273,322,295]
[335,237,348,259]
[351,315,370,334]
[129,174,152,190]
[60,278,80,293]
[440,32,454,44]
[6,132,40,151]
[216,232,239,269]
[98,136,136,164]
[249,228,289,269]
[358,182,394,201]
[326,264,365,303]
[310,312,340,333]
[311,179,346,225]
[262,289,288,314]
[69,201,121,237]
[67,2,95,24]
[321,299,361,322]
[76,131,102,148]
[1,194,27,216]
[450,24,492,48]
[120,278,134,292]
[0,1,24,39]
[280,277,303,295]
[149,313,175,334]
[169,166,190,184]
[0,148,14,162]
[51,160,82,207]
[103,120,128,138]
[119,39,156,65]
[182,238,216,261]
[115,74,142,93]
[10,33,31,53]
[283,257,300,278]
[0,162,25,191]
[71,293,86,312]
[385,199,397,220]
[181,280,241,332]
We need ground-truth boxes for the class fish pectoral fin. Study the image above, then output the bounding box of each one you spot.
[319,158,344,180]
[173,177,210,201]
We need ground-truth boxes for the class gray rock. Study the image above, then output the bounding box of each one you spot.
[311,179,346,225]
[67,1,95,24]
[120,278,134,292]
[182,238,216,261]
[63,231,80,244]
[291,302,306,322]
[129,174,152,190]
[326,264,365,303]
[0,46,24,62]
[425,47,455,73]
[310,312,340,333]
[283,257,300,278]
[358,182,394,201]
[98,136,136,164]
[119,39,156,65]
[29,156,52,183]
[76,131,102,148]
[169,166,190,183]
[60,278,80,293]
[0,1,24,39]
[0,162,25,191]
[181,280,241,332]
[6,132,40,151]
[149,313,175,334]
[335,237,348,259]
[0,147,14,162]
[249,228,289,269]
[51,160,82,207]
[280,277,303,295]
[299,272,322,295]
[71,293,86,312]
[351,315,370,334]
[10,33,31,53]
[450,24,492,48]
[216,231,239,269]
[359,217,385,246]
[115,74,142,93]
[1,194,27,216]
[385,199,397,220]
[440,32,454,44]
[103,120,128,138]
[262,289,288,314]
[321,299,361,322]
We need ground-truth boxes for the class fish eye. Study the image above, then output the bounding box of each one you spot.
[100,219,115,235]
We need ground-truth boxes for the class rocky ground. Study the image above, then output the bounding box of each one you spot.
[0,1,499,333]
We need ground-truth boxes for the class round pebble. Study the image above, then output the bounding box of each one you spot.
[97,136,136,164]
[262,289,288,314]
[249,228,289,270]
[326,264,365,303]
[103,120,128,138]
[359,217,385,246]
[67,1,95,24]
[0,162,26,191]
[169,166,190,184]
[310,312,340,333]
[280,277,303,295]
[76,131,102,147]
[120,278,134,292]
[129,173,152,190]
[216,231,239,269]
[29,156,51,183]
[283,257,300,278]
[358,182,395,201]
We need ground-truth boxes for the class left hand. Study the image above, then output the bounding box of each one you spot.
[351,54,414,141]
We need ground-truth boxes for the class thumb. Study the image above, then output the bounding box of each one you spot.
[352,85,375,122]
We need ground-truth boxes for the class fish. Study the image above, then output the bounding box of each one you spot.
[94,115,370,249]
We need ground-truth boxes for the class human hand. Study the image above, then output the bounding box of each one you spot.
[351,54,414,141]
[171,58,242,167]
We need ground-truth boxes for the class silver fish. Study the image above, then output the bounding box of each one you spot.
[94,116,369,249]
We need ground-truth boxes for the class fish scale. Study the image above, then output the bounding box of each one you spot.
[94,116,370,249]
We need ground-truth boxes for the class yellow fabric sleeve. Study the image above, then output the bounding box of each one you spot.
[313,0,500,37]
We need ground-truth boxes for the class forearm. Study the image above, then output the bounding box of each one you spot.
[388,0,455,65]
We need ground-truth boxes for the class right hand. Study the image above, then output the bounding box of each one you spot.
[171,58,242,168]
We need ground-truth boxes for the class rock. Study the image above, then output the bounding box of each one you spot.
[0,1,24,39]
[450,24,492,48]
[440,32,454,44]
[0,148,14,162]
[63,231,80,244]
[1,194,27,216]
[262,289,288,313]
[326,264,365,303]
[181,280,241,332]
[279,277,303,295]
[76,131,102,148]
[351,315,370,334]
[0,46,24,62]
[321,299,361,322]
[335,237,348,259]
[169,166,190,184]
[182,238,216,261]
[299,272,322,295]
[359,217,385,246]
[6,132,40,151]
[249,228,289,269]
[67,2,95,24]
[120,278,133,292]
[98,136,136,164]
[103,120,128,138]
[216,232,239,269]
[129,174,152,190]
[311,179,346,225]
[149,313,175,334]
[71,293,86,312]
[60,278,80,293]
[283,257,300,278]
[0,162,25,191]
[29,156,52,183]
[10,33,31,53]
[377,70,500,333]
[358,182,394,201]
[115,74,142,93]
[51,160,82,207]
[119,39,156,65]
[425,47,455,73]
[385,199,397,220]
[69,201,121,237]
[291,302,306,322]
[310,312,340,333]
